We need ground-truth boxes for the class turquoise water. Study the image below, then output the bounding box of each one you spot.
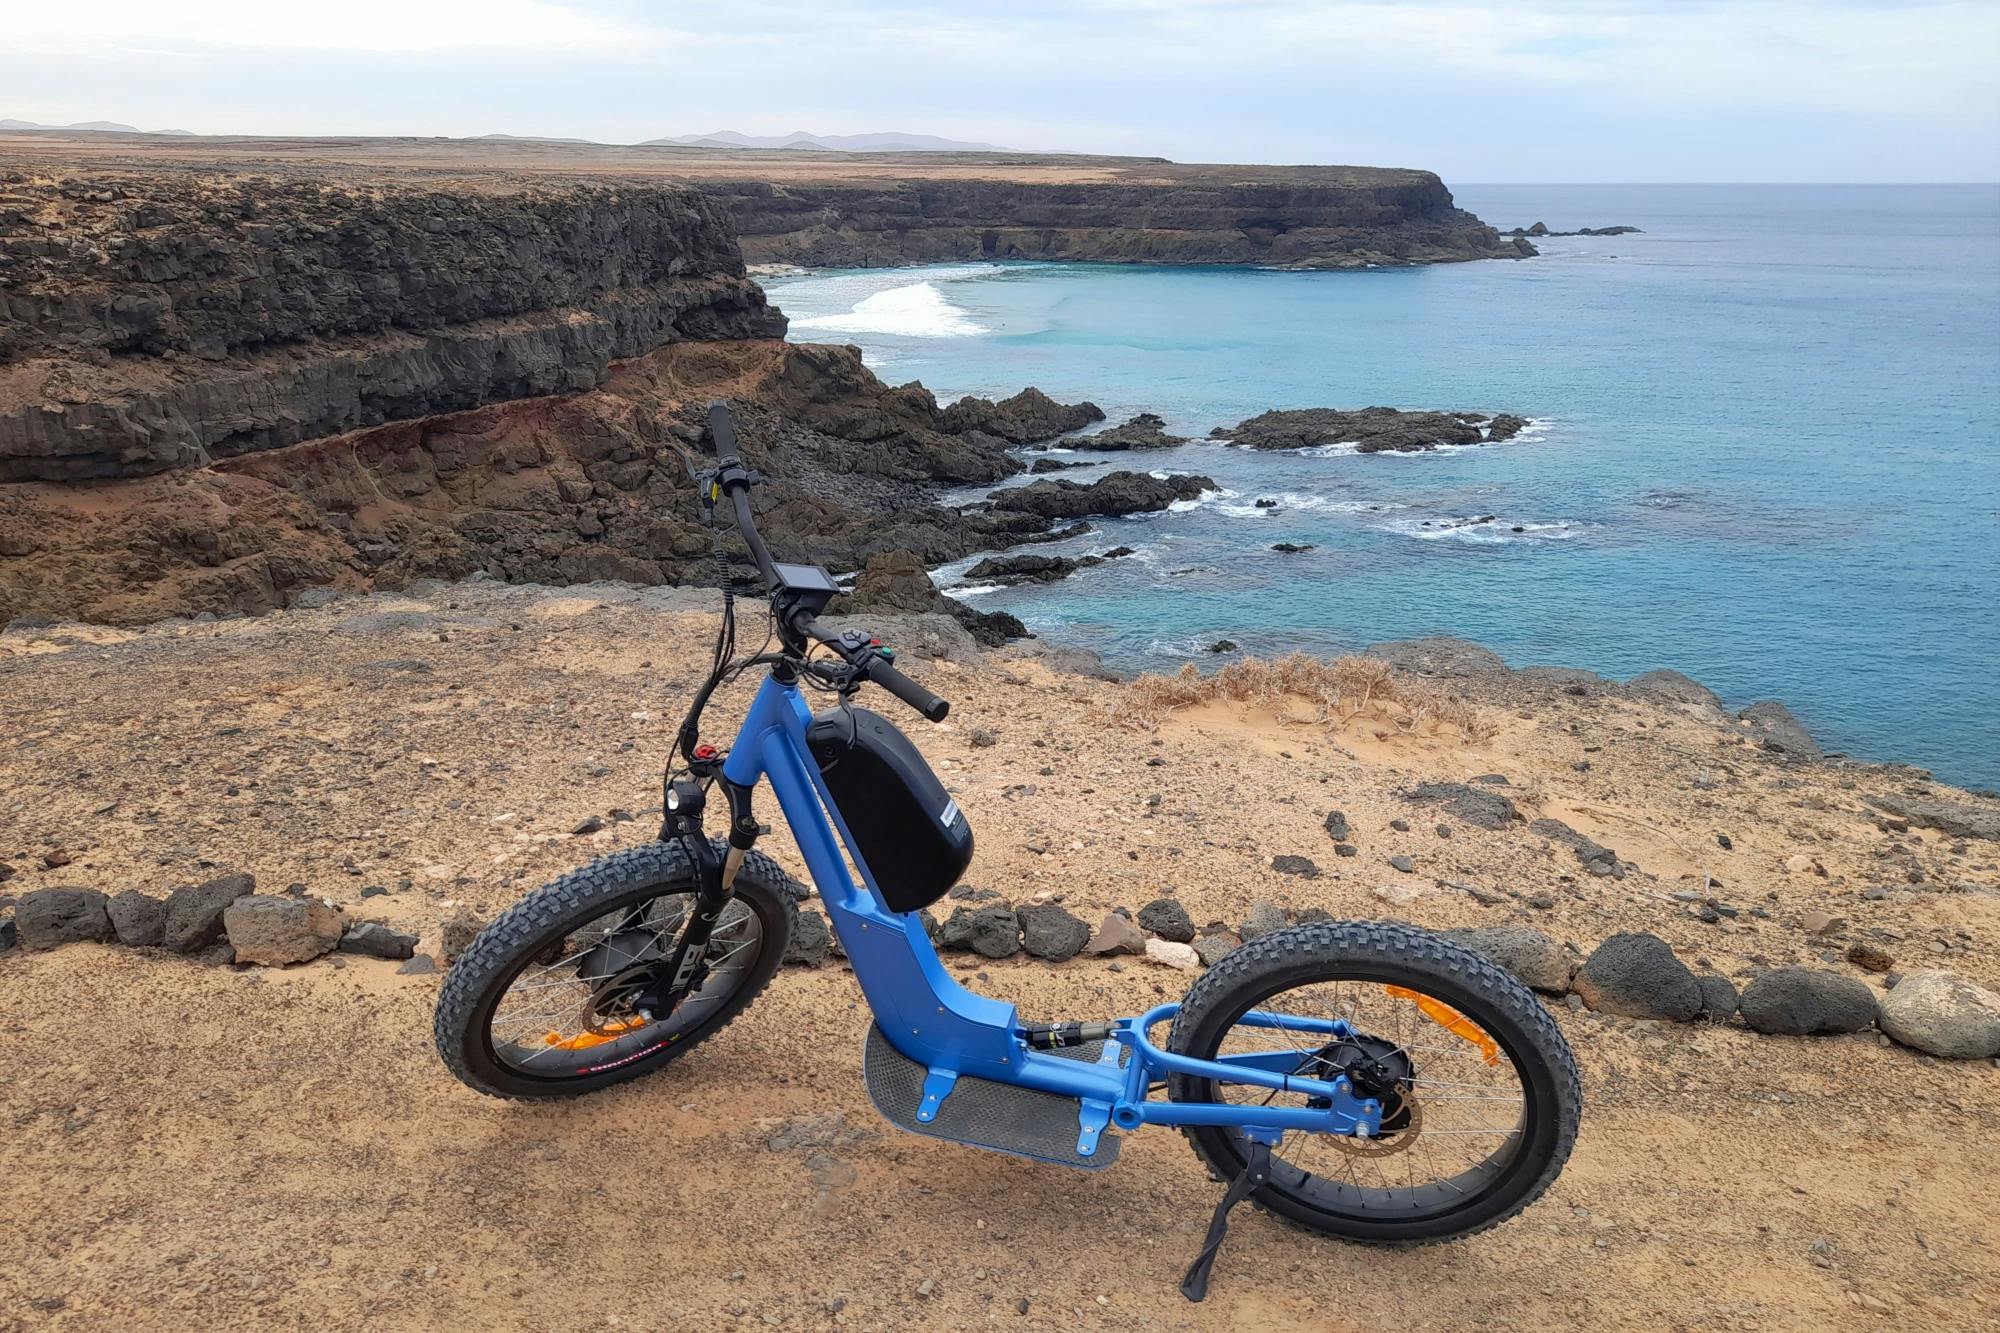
[765,185,2000,787]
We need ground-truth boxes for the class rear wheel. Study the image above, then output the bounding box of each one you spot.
[1168,920,1580,1244]
[434,840,797,1100]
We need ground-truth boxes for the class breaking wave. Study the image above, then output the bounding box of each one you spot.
[1380,515,1591,545]
[790,281,986,338]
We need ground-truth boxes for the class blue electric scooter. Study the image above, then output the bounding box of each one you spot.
[435,403,1581,1299]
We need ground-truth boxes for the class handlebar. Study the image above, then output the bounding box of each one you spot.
[706,400,950,724]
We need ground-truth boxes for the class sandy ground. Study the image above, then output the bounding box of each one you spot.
[2,583,1997,1331]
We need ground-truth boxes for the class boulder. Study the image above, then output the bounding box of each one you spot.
[1144,939,1201,971]
[938,905,1022,959]
[1735,701,1822,760]
[339,920,419,961]
[1406,781,1519,830]
[1573,933,1703,1020]
[1136,898,1196,943]
[439,910,488,964]
[1192,931,1240,967]
[1072,412,1187,450]
[14,888,113,949]
[1214,407,1506,454]
[1696,973,1740,1022]
[161,872,256,953]
[1439,926,1572,993]
[1018,904,1089,962]
[941,387,1103,443]
[986,471,1215,520]
[1737,968,1877,1036]
[1084,910,1146,956]
[223,895,344,966]
[1239,900,1288,942]
[106,890,167,947]
[784,907,831,966]
[1877,971,2000,1059]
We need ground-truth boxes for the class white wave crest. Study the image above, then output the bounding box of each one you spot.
[1381,515,1590,545]
[1214,492,1410,518]
[948,583,1005,598]
[790,281,986,337]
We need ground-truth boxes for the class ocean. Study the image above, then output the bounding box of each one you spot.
[764,184,2000,788]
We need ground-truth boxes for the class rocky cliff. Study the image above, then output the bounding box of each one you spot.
[0,172,783,482]
[707,166,1528,269]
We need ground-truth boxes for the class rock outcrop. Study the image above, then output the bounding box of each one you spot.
[986,471,1215,520]
[1,173,784,482]
[1212,408,1527,452]
[706,162,1531,270]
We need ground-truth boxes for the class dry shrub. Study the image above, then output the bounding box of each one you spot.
[1119,652,1492,743]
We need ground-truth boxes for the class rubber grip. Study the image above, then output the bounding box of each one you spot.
[863,654,950,722]
[708,400,740,463]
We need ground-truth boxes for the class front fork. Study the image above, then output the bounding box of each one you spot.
[647,778,760,1014]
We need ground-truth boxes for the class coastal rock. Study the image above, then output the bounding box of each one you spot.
[940,388,1103,443]
[1136,898,1196,943]
[1440,926,1572,994]
[1071,414,1188,450]
[1735,701,1822,760]
[1211,407,1527,453]
[986,471,1215,520]
[1018,904,1089,962]
[833,550,1027,647]
[1362,637,1510,678]
[1573,933,1703,1021]
[1737,968,1877,1036]
[14,888,113,949]
[105,890,167,947]
[223,895,344,966]
[1626,669,1723,713]
[962,547,1134,587]
[161,872,256,954]
[1876,971,2000,1059]
[1864,794,2000,843]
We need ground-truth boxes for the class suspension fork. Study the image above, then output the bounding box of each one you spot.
[649,779,760,1014]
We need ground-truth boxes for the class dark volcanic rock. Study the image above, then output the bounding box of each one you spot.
[1072,413,1188,450]
[1029,456,1091,473]
[1735,701,1822,760]
[1697,973,1740,1023]
[1136,898,1196,943]
[940,388,1103,443]
[106,889,167,947]
[1211,407,1527,453]
[1440,925,1572,993]
[963,547,1134,587]
[1573,932,1702,1020]
[1271,855,1321,879]
[1864,794,2000,842]
[938,905,1022,959]
[340,920,420,961]
[2,177,783,483]
[1738,968,1877,1036]
[1018,904,1089,961]
[987,471,1214,520]
[15,888,113,949]
[832,549,1026,647]
[1362,637,1510,678]
[1531,818,1626,877]
[784,907,831,966]
[161,872,255,953]
[1626,669,1722,712]
[1407,781,1519,830]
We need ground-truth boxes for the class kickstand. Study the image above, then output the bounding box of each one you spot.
[1179,1136,1274,1303]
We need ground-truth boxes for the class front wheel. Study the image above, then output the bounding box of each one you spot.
[1167,920,1581,1245]
[434,840,797,1100]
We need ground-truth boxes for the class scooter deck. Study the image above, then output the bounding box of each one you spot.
[862,1023,1123,1171]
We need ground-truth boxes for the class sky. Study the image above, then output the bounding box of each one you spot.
[2,1,1996,182]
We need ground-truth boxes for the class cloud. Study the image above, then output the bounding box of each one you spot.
[0,0,655,55]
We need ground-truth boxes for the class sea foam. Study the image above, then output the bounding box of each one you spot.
[791,281,986,338]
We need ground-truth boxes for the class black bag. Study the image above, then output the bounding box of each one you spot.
[808,706,973,913]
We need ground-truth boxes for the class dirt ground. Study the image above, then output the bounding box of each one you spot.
[2,583,1996,1331]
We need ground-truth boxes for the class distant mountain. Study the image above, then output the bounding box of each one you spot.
[1,117,193,135]
[639,129,1011,153]
[475,133,602,145]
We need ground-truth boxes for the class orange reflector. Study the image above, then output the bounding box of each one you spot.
[1384,986,1499,1067]
[542,1016,649,1051]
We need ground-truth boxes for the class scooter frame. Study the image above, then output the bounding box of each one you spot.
[722,669,1385,1164]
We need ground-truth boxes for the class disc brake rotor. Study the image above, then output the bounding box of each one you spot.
[1324,1091,1424,1158]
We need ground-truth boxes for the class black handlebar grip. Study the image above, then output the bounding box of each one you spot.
[708,400,740,464]
[863,653,950,723]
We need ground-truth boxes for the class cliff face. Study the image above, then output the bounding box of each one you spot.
[0,175,784,481]
[706,170,1530,269]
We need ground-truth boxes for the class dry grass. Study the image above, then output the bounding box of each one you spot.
[1118,652,1494,742]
